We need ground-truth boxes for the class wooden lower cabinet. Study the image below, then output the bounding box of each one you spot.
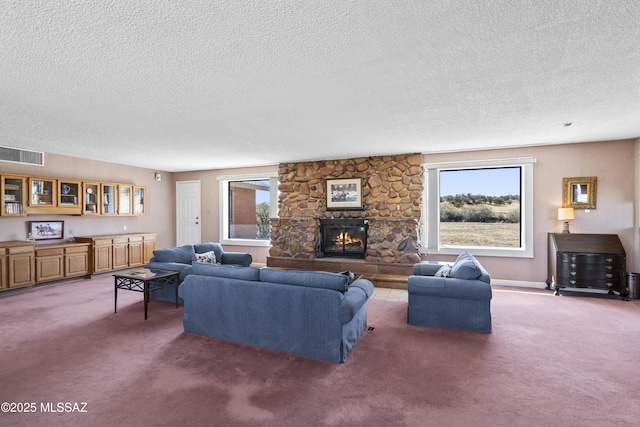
[143,234,156,264]
[0,241,35,290]
[128,236,144,267]
[35,247,64,283]
[112,237,129,270]
[35,243,90,283]
[93,239,113,273]
[75,233,157,275]
[65,245,89,277]
[0,252,5,290]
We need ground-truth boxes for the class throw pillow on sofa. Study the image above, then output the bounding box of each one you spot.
[449,251,482,280]
[193,250,217,264]
[434,265,452,277]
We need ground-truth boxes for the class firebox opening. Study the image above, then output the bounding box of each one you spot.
[319,219,368,258]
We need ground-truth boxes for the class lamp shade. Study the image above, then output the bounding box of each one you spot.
[558,207,575,221]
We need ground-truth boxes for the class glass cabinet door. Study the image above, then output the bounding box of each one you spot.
[101,183,117,215]
[133,186,145,215]
[29,177,56,207]
[58,180,81,210]
[2,175,27,216]
[83,182,100,215]
[118,185,132,215]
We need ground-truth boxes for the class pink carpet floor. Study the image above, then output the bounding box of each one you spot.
[1,277,639,426]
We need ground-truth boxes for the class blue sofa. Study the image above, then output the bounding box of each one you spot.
[145,242,252,304]
[408,251,492,333]
[178,263,374,363]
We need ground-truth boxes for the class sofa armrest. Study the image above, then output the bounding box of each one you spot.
[220,252,253,266]
[407,275,492,301]
[340,279,374,324]
[412,262,449,276]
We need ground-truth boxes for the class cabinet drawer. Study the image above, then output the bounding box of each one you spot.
[559,253,625,267]
[65,245,89,254]
[129,236,143,242]
[8,245,34,255]
[558,265,625,278]
[557,273,625,289]
[113,237,128,244]
[94,238,112,246]
[36,248,64,257]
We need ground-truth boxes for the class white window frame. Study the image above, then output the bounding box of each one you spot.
[422,157,536,258]
[218,173,278,247]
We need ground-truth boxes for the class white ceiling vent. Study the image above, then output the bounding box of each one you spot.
[0,145,44,166]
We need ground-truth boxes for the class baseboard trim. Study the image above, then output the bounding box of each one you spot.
[491,279,547,289]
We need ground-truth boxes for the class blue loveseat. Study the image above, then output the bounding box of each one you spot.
[408,251,492,333]
[178,263,374,363]
[145,242,252,304]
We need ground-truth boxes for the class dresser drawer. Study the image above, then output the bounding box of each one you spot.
[559,253,625,267]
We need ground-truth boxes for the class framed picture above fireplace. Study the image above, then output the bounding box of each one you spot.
[326,178,363,210]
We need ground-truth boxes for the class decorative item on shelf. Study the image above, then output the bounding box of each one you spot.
[67,229,75,243]
[61,184,71,194]
[557,207,575,234]
[26,232,35,243]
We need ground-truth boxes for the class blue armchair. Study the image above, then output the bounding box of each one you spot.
[408,252,492,333]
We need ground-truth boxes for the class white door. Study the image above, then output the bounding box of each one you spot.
[176,180,201,246]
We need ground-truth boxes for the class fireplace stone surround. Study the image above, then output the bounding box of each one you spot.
[268,154,424,277]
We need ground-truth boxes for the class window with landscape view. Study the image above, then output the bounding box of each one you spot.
[424,158,534,257]
[219,174,278,246]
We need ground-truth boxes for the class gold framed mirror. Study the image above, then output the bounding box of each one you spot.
[562,176,597,209]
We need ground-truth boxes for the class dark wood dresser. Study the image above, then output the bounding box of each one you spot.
[547,233,628,300]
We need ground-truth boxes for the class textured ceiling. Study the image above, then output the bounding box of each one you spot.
[1,1,639,172]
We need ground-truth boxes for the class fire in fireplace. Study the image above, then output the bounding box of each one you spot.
[319,219,368,258]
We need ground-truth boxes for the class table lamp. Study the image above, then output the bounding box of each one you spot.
[558,208,575,234]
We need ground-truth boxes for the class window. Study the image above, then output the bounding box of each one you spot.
[219,174,278,246]
[423,158,535,258]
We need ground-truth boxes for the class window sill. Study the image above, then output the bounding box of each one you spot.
[220,238,271,247]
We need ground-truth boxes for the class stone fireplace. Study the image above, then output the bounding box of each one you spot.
[268,153,424,269]
[319,219,368,258]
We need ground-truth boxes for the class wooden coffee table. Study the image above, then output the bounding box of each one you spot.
[113,269,179,319]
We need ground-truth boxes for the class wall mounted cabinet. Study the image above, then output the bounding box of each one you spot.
[2,175,27,216]
[26,177,57,214]
[1,172,147,217]
[133,186,146,215]
[57,179,82,215]
[83,182,100,215]
[101,183,118,215]
[118,185,132,215]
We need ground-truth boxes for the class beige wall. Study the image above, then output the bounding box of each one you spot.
[423,139,638,283]
[3,138,638,284]
[0,153,175,249]
[172,165,277,265]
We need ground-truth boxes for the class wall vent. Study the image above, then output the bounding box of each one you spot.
[0,145,44,166]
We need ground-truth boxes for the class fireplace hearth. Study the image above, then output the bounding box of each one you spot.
[319,219,368,258]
